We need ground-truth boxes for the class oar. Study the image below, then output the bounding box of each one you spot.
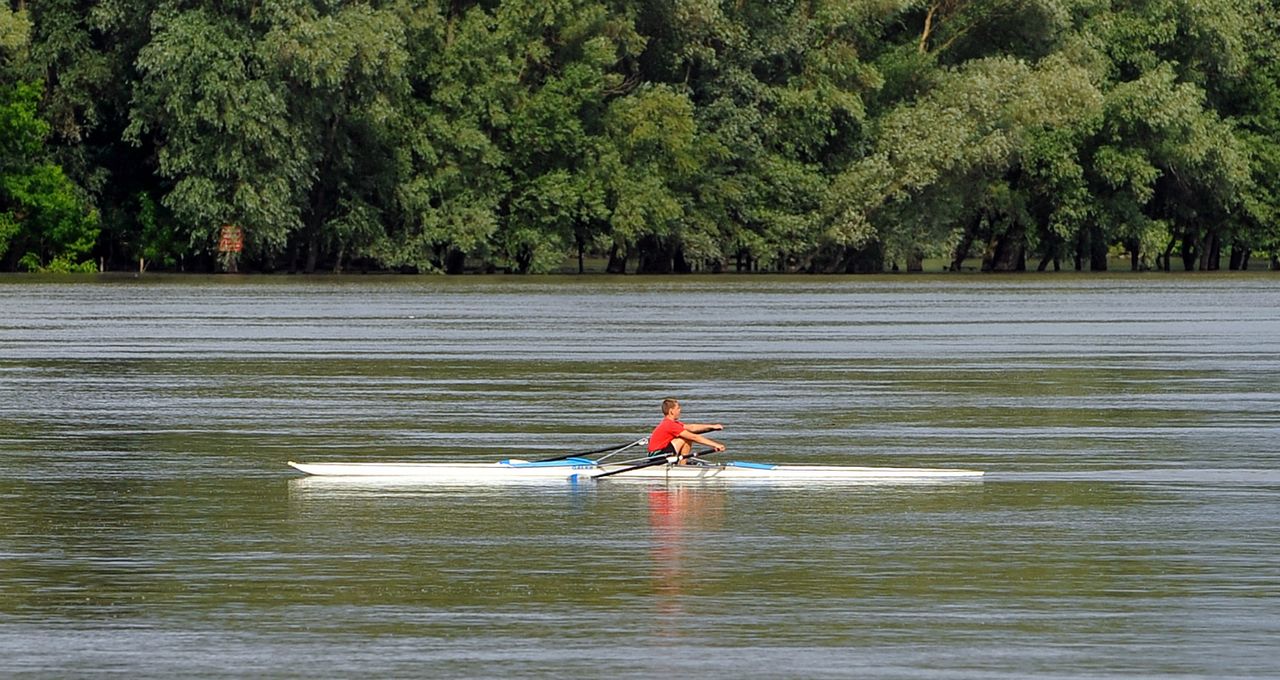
[534,438,646,463]
[592,448,716,480]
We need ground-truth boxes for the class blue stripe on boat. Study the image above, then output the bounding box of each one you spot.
[727,461,777,470]
[501,457,596,467]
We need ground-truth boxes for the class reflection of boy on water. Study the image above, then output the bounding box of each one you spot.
[648,487,725,622]
[647,398,725,464]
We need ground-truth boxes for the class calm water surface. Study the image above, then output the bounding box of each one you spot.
[1,274,1278,678]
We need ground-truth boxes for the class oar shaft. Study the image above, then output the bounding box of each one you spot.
[534,438,645,463]
[592,455,675,479]
[592,448,717,479]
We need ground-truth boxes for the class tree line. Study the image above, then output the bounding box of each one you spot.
[2,0,1278,274]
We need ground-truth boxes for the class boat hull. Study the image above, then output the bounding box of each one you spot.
[286,460,984,483]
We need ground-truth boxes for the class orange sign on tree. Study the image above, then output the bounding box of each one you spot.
[218,225,244,253]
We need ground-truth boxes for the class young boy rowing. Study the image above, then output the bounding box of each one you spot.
[647,398,725,464]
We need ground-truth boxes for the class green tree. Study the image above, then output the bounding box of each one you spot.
[389,0,651,274]
[127,6,309,267]
[1212,0,1280,269]
[128,1,412,273]
[600,83,700,272]
[9,0,1280,275]
[1,5,28,56]
[1076,0,1256,270]
[632,0,878,273]
[260,0,411,272]
[826,55,1102,272]
[0,81,100,272]
[1,9,99,273]
[373,2,515,273]
[494,0,633,273]
[23,0,161,271]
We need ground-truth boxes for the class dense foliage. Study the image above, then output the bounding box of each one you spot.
[2,0,1278,273]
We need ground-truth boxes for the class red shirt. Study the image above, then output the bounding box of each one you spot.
[648,418,685,452]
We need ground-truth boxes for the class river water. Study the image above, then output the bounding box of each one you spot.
[1,274,1278,678]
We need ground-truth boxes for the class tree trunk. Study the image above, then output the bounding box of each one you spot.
[305,231,319,273]
[1088,225,1108,271]
[514,246,533,274]
[1161,238,1176,272]
[636,236,672,273]
[673,248,691,274]
[951,221,976,271]
[444,248,465,274]
[984,228,1026,272]
[906,249,924,273]
[606,246,628,274]
[1180,234,1197,271]
[1229,246,1250,271]
[1199,230,1220,270]
[843,242,884,273]
[1036,239,1061,272]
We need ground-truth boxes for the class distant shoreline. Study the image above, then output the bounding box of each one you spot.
[2,268,1277,283]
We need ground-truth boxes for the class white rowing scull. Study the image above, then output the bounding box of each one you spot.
[286,456,983,483]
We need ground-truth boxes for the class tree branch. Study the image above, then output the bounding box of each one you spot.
[919,4,938,54]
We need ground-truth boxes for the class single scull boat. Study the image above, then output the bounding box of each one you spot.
[286,457,983,484]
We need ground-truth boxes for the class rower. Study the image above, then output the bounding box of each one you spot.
[647,398,726,465]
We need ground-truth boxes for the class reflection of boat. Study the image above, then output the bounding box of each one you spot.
[286,458,983,484]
